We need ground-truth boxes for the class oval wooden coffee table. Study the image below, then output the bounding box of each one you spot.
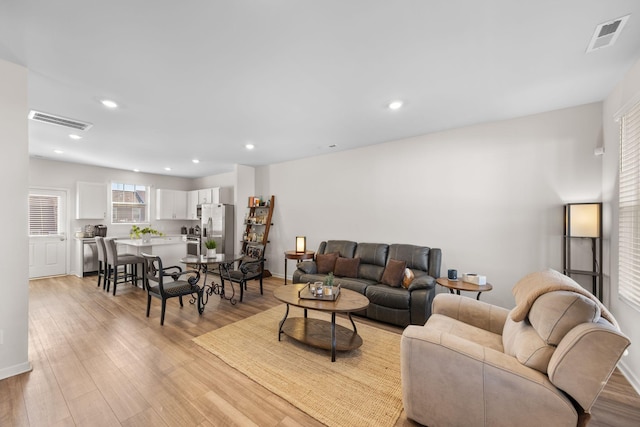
[274,284,369,362]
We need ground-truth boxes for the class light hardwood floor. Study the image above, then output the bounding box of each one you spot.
[1,274,639,426]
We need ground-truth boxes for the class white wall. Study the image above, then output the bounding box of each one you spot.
[29,158,197,276]
[257,102,604,310]
[0,59,31,380]
[602,57,640,392]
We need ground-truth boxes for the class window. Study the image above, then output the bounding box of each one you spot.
[618,100,640,307]
[111,182,148,224]
[29,194,60,235]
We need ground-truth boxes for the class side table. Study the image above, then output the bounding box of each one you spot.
[436,277,493,300]
[284,250,315,284]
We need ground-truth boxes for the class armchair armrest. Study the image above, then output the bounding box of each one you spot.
[296,260,317,274]
[432,293,509,335]
[239,257,264,275]
[401,325,578,427]
[161,266,199,282]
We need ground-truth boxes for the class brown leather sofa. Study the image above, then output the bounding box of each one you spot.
[292,240,442,327]
[400,269,630,427]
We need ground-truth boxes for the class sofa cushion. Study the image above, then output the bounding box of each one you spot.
[334,257,360,278]
[335,277,376,295]
[381,259,406,287]
[388,244,430,271]
[317,252,338,274]
[354,243,388,266]
[529,291,600,345]
[502,315,555,374]
[366,284,410,309]
[355,243,388,282]
[321,240,357,258]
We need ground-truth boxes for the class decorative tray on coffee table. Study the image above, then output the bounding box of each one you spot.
[298,283,341,301]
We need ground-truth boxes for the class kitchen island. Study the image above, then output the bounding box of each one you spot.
[117,237,189,271]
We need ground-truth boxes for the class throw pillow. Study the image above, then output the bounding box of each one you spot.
[316,252,339,274]
[381,259,407,287]
[334,257,360,278]
[402,268,415,288]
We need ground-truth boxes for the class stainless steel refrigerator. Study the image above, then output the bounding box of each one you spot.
[201,204,234,255]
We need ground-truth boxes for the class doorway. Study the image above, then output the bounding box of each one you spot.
[28,188,67,278]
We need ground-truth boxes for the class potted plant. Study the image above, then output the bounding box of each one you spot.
[130,225,164,242]
[324,272,334,295]
[205,239,217,257]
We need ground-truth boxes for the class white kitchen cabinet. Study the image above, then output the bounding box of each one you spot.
[198,188,215,204]
[156,189,188,220]
[76,182,107,219]
[187,190,199,220]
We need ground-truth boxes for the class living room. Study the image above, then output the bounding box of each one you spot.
[3,2,640,426]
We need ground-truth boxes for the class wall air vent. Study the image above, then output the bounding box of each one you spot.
[28,110,93,131]
[586,14,630,53]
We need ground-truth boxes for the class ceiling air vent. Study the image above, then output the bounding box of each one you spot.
[586,14,630,53]
[28,110,93,131]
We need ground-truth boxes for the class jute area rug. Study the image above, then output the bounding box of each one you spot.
[193,305,403,427]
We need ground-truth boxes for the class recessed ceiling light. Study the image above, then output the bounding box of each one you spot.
[133,169,140,172]
[245,144,255,150]
[192,159,200,164]
[69,134,82,140]
[388,100,403,110]
[53,149,64,154]
[164,167,171,171]
[101,99,118,109]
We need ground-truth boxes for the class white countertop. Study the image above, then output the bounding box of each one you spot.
[117,238,187,247]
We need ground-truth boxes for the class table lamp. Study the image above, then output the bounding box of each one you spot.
[296,236,306,253]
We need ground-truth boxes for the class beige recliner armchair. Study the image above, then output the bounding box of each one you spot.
[401,269,630,427]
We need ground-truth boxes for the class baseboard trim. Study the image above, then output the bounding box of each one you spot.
[0,360,33,381]
[618,359,640,395]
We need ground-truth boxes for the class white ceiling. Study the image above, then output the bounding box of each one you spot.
[1,1,640,178]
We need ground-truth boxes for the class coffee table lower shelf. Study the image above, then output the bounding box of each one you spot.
[280,317,363,353]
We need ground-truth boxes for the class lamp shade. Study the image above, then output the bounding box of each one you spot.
[566,203,601,238]
[296,236,306,253]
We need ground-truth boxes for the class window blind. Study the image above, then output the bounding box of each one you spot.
[29,195,60,236]
[619,100,640,307]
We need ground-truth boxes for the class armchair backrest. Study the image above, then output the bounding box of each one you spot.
[502,269,630,413]
[245,243,264,260]
[141,253,166,295]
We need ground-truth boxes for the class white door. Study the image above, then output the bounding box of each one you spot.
[29,189,67,278]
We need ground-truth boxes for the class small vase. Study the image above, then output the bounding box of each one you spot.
[206,248,216,257]
[142,233,151,243]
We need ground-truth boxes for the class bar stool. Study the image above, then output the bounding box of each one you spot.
[95,236,108,289]
[104,237,144,295]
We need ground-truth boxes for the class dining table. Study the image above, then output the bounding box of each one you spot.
[180,253,244,310]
